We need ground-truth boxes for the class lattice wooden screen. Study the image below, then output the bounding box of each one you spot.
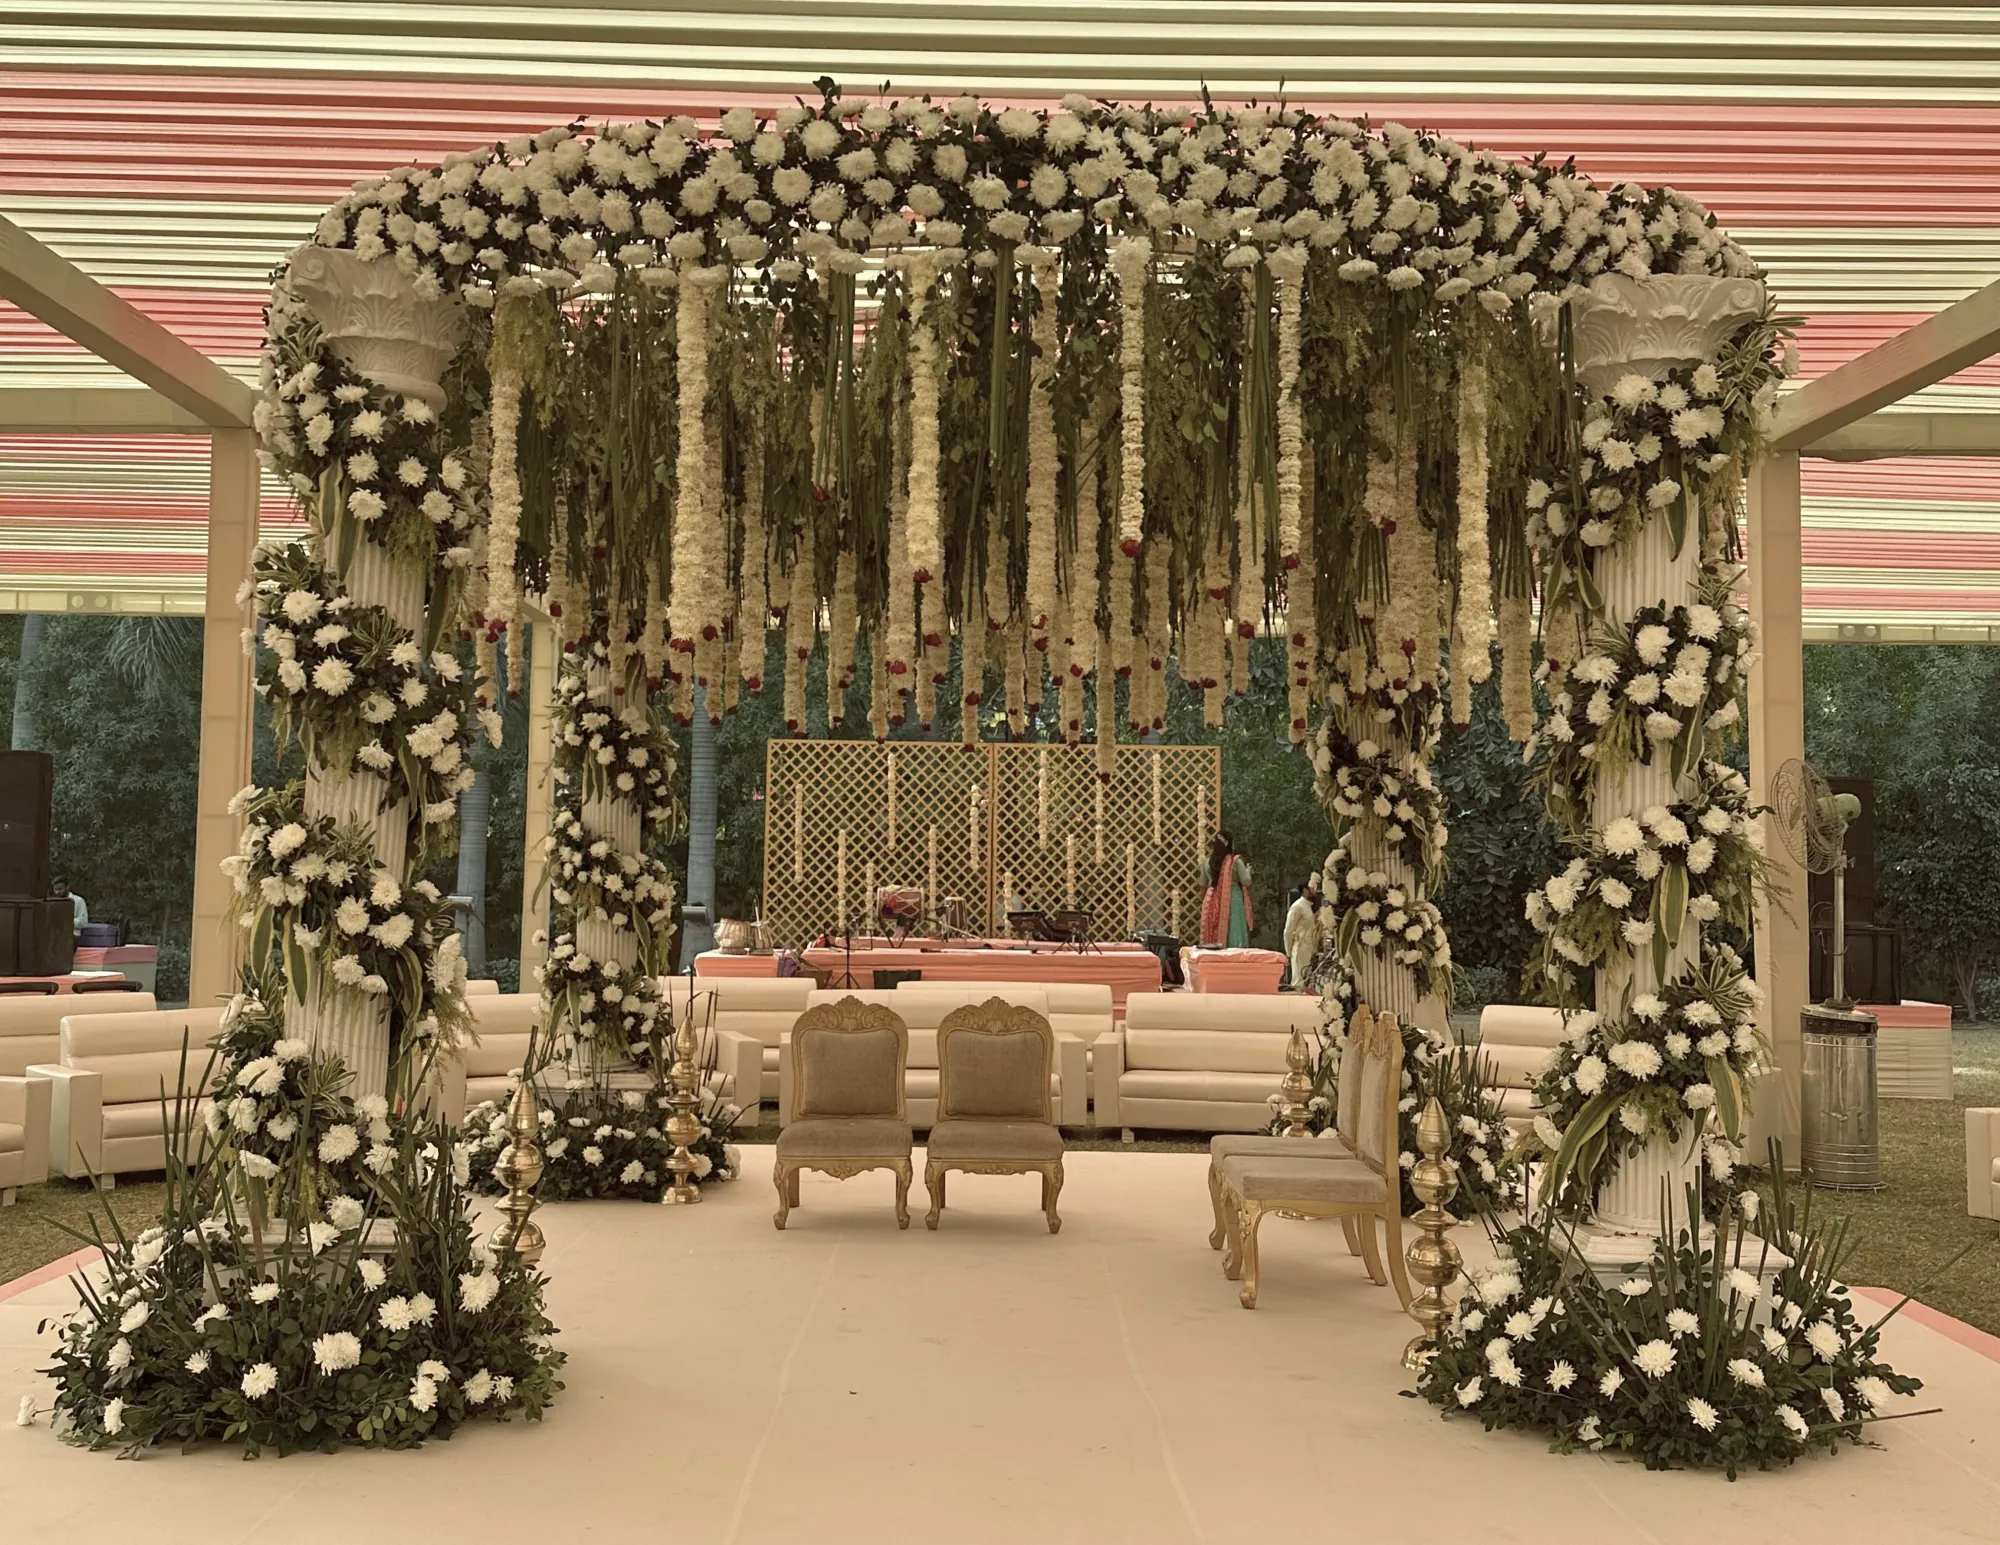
[761,740,1221,947]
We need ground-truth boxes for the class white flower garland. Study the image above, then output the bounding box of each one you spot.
[903,251,943,587]
[1110,232,1151,557]
[1451,356,1493,725]
[1025,247,1061,660]
[1269,244,1307,572]
[668,265,724,651]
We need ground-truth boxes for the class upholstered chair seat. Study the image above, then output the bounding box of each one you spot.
[922,999,1066,1233]
[772,998,914,1229]
[926,1119,1063,1162]
[1210,1005,1414,1309]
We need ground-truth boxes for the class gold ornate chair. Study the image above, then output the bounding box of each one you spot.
[923,997,1065,1233]
[773,997,914,1229]
[1211,1005,1411,1309]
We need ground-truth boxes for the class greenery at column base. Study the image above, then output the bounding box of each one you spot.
[37,990,565,1458]
[464,1081,742,1202]
[1416,1167,1922,1479]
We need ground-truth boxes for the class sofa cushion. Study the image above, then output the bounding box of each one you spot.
[1478,1004,1566,1047]
[942,1027,1048,1119]
[1121,1069,1282,1104]
[102,1100,216,1142]
[1219,1154,1388,1205]
[1125,1027,1288,1075]
[776,1116,913,1159]
[62,1008,226,1105]
[0,991,158,1078]
[1478,1041,1558,1092]
[0,1120,23,1155]
[797,1026,903,1118]
[1123,992,1320,1037]
[926,1119,1062,1161]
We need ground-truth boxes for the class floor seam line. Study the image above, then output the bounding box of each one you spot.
[1101,1244,1206,1544]
[721,1240,839,1545]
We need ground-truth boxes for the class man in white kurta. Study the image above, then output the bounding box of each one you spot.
[1283,875,1322,990]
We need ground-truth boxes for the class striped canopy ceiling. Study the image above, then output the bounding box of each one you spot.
[5,2,2000,637]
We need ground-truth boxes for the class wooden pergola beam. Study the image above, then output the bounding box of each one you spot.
[1772,275,2000,451]
[0,385,211,434]
[1804,410,2000,460]
[0,214,254,429]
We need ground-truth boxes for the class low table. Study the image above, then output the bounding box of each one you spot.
[1185,948,1287,994]
[797,940,1163,1013]
[0,971,134,994]
[1863,1000,1953,1100]
[693,951,782,978]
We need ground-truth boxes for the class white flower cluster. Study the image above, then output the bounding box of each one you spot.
[1319,840,1454,1001]
[248,546,489,826]
[1526,759,1764,995]
[256,345,473,564]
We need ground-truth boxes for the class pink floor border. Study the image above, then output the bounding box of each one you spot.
[0,1246,102,1304]
[1850,1284,2000,1366]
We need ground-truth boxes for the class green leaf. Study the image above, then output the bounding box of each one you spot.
[1707,1055,1743,1143]
[1540,1089,1616,1206]
[1660,862,1689,949]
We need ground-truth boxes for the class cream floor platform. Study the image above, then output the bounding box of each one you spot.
[4,1147,1999,1544]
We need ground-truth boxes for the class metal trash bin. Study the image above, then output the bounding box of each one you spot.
[1799,1005,1885,1190]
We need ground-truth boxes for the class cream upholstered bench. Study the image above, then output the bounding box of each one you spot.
[29,1005,225,1183]
[1094,991,1322,1136]
[436,991,542,1125]
[663,975,813,1126]
[1970,1109,2000,1220]
[782,987,1087,1129]
[1474,1004,1566,1129]
[895,978,1114,1047]
[1,991,160,1201]
[436,983,771,1128]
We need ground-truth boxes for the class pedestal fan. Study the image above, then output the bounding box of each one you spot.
[1770,757,1882,1189]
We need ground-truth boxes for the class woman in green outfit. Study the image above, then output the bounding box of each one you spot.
[1199,830,1254,947]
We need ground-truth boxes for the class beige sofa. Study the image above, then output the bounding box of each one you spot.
[668,976,815,1124]
[1093,992,1323,1135]
[436,981,773,1129]
[892,980,1115,1048]
[1,991,160,1198]
[1474,1005,1566,1127]
[1970,1109,2000,1220]
[30,1005,226,1182]
[783,988,1087,1129]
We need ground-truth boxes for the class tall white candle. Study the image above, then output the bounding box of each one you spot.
[836,827,848,929]
[1065,830,1077,909]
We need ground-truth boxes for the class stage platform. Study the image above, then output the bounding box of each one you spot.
[4,1149,1997,1542]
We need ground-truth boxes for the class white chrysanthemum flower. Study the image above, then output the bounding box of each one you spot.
[1726,1357,1765,1388]
[1599,1366,1625,1396]
[311,1331,361,1375]
[1634,1339,1676,1377]
[1806,1320,1844,1361]
[1686,1396,1719,1432]
[1821,1386,1847,1422]
[1666,1307,1700,1338]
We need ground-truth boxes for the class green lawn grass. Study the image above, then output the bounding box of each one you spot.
[1784,1027,2000,1336]
[0,1177,166,1287]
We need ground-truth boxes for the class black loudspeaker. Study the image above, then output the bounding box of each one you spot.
[0,750,54,899]
[0,897,73,975]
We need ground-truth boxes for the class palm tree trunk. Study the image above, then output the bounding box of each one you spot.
[11,614,45,748]
[683,682,718,962]
[454,759,492,975]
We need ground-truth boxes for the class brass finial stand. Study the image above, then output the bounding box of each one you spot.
[1402,1094,1464,1372]
[1279,1024,1314,1137]
[662,998,705,1205]
[489,1079,547,1265]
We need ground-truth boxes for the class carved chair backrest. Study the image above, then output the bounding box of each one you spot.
[935,998,1055,1124]
[789,997,910,1123]
[1335,1005,1370,1148]
[1352,1010,1405,1176]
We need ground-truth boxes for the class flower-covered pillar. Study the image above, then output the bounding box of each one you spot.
[278,246,471,1100]
[1316,401,1452,1036]
[538,644,677,1072]
[1524,272,1779,1257]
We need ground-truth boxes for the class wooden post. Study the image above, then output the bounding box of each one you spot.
[1747,451,1807,1161]
[186,428,259,1009]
